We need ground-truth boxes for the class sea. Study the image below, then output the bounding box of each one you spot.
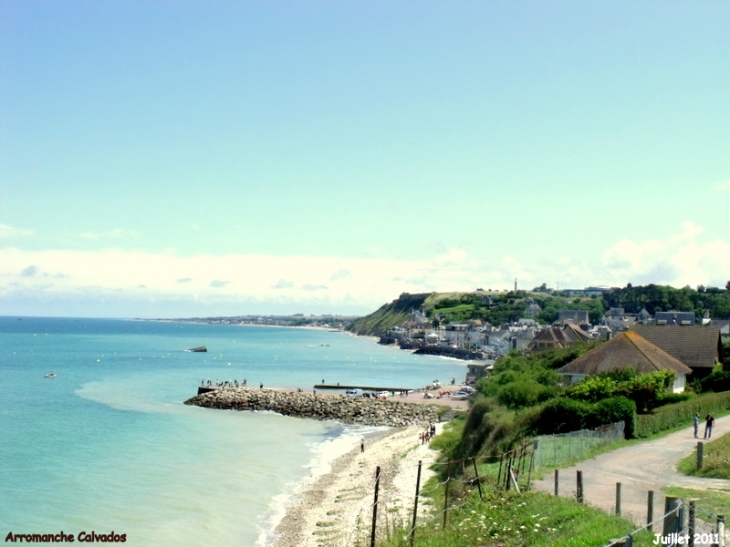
[0,316,466,546]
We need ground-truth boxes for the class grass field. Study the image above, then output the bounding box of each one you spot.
[373,488,655,547]
[677,431,730,479]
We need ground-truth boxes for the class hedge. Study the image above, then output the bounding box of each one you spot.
[635,391,730,438]
[531,396,636,438]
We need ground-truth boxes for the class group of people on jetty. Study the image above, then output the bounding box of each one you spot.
[203,378,266,389]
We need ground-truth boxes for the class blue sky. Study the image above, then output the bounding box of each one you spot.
[1,1,729,318]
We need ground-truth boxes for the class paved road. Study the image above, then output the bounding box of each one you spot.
[532,415,730,531]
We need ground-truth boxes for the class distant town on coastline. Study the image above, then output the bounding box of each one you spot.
[146,283,730,383]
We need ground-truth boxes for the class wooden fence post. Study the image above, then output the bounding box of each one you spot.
[442,462,452,530]
[472,458,483,501]
[716,514,725,547]
[663,496,681,538]
[616,482,622,516]
[697,442,704,471]
[688,500,696,547]
[554,469,559,496]
[576,470,583,504]
[370,466,381,547]
[647,490,654,532]
[497,452,504,488]
[409,461,422,547]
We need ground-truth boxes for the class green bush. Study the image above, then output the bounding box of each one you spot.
[701,371,730,393]
[567,376,616,403]
[529,396,636,438]
[654,392,693,408]
[591,396,636,438]
[532,397,592,434]
[496,379,554,409]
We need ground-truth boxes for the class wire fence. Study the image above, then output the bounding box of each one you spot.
[533,420,626,468]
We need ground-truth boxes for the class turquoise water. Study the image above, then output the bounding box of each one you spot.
[0,317,466,546]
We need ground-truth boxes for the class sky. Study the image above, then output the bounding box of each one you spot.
[1,1,729,318]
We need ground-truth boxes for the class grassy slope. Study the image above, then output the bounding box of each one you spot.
[347,293,431,336]
[677,430,730,478]
[376,487,654,547]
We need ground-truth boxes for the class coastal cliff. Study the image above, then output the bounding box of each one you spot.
[346,292,431,336]
[184,388,441,427]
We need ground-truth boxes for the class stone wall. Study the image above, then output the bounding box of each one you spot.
[184,388,441,427]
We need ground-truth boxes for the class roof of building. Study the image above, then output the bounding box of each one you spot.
[557,332,692,375]
[628,325,722,369]
[527,323,593,350]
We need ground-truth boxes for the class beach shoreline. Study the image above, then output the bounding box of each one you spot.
[265,423,444,547]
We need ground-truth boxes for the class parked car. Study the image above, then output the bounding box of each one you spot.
[345,389,362,397]
[451,391,470,400]
[377,391,391,399]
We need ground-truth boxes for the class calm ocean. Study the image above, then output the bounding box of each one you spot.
[0,317,465,546]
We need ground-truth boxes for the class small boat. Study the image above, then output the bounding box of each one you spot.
[186,346,208,353]
[44,372,56,378]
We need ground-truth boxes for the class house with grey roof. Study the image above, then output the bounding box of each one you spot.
[558,310,590,324]
[654,311,695,326]
[527,323,593,353]
[628,325,723,378]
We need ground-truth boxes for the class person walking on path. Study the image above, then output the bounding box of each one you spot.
[704,413,715,439]
[694,413,700,438]
[360,438,365,453]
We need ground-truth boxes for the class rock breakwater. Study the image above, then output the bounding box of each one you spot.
[184,388,441,427]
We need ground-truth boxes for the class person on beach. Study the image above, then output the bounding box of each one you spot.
[705,413,715,439]
[360,438,365,453]
[694,413,700,438]
[260,382,264,389]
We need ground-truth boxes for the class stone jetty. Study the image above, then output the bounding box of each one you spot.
[184,388,442,427]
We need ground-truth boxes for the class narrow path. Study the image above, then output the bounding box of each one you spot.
[532,415,730,529]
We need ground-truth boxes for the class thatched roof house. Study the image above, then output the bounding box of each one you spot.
[557,332,692,393]
[629,325,723,377]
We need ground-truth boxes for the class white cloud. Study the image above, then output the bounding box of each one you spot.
[0,224,33,239]
[1,222,728,317]
[330,269,352,281]
[601,223,730,288]
[434,249,467,266]
[75,228,140,241]
[303,284,328,291]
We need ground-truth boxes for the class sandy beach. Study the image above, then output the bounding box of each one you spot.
[268,423,445,547]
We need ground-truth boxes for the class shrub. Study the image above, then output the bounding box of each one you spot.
[591,396,636,438]
[496,379,554,410]
[654,392,693,408]
[567,376,616,403]
[533,397,592,434]
[701,371,730,393]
